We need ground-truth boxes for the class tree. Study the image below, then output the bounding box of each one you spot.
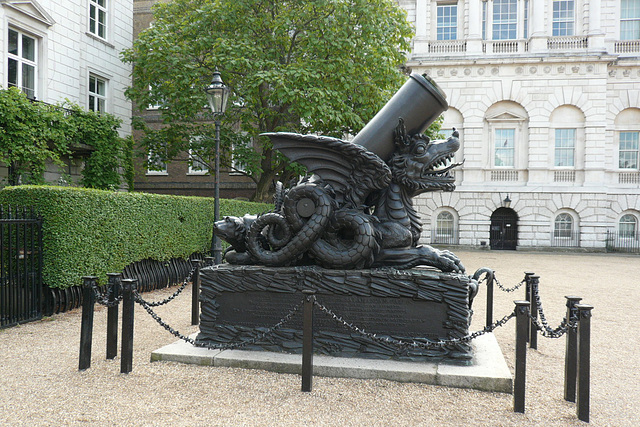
[121,0,415,202]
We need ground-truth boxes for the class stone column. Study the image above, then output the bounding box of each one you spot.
[529,0,547,52]
[413,0,430,55]
[467,0,483,54]
[588,0,606,52]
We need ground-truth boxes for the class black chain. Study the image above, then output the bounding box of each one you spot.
[528,313,574,338]
[133,291,303,350]
[314,299,515,350]
[528,283,577,338]
[93,284,123,308]
[494,275,526,293]
[133,267,195,307]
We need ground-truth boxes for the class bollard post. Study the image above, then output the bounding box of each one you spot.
[576,303,593,423]
[79,276,98,371]
[106,273,121,360]
[120,279,137,374]
[514,300,530,413]
[301,289,316,392]
[524,272,534,342]
[191,259,201,326]
[563,295,582,402]
[528,275,540,349]
[485,269,494,328]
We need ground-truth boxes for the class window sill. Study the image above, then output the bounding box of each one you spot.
[85,32,115,49]
[146,172,168,176]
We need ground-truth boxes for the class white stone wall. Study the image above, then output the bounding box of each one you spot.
[0,0,132,136]
[404,0,640,250]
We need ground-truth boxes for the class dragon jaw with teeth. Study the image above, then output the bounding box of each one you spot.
[370,123,463,252]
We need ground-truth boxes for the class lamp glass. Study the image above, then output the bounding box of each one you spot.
[204,72,230,114]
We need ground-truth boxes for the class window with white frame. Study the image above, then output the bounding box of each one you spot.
[621,0,640,40]
[523,0,530,38]
[619,132,639,169]
[619,214,638,238]
[482,1,487,39]
[552,0,575,36]
[436,3,458,40]
[554,129,575,167]
[7,28,37,99]
[554,213,573,238]
[433,210,457,244]
[147,149,167,175]
[492,0,518,40]
[88,74,107,112]
[89,0,107,39]
[188,149,209,175]
[494,128,515,167]
[436,211,454,236]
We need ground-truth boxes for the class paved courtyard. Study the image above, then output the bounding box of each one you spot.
[1,250,638,426]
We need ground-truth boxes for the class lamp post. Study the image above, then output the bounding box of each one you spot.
[204,69,230,264]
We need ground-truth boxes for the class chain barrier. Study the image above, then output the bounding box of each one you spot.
[133,266,196,307]
[134,290,303,351]
[92,284,123,308]
[494,275,526,293]
[314,299,515,350]
[529,283,577,338]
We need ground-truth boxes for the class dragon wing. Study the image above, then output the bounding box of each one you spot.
[262,132,391,208]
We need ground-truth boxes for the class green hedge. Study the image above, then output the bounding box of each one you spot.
[0,186,272,289]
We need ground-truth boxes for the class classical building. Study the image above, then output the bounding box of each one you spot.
[400,0,640,251]
[0,0,133,184]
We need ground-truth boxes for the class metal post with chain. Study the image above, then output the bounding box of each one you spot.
[106,273,121,360]
[302,290,316,392]
[576,303,594,423]
[191,259,201,326]
[514,300,530,413]
[79,276,97,371]
[564,295,582,402]
[120,279,137,374]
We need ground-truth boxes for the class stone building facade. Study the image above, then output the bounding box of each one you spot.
[0,0,133,184]
[400,0,640,250]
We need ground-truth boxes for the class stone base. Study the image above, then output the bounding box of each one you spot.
[151,333,512,393]
[197,265,476,362]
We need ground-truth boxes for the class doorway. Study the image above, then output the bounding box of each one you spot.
[490,208,518,250]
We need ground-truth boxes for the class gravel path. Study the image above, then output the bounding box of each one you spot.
[1,250,638,426]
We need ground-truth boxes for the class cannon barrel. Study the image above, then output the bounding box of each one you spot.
[351,73,448,162]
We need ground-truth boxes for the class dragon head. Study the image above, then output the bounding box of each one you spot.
[389,119,463,195]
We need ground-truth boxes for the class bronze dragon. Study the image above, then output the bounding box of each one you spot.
[214,119,465,273]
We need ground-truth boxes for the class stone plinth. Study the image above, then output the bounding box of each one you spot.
[197,265,476,363]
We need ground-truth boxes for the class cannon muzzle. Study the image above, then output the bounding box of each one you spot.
[351,73,448,162]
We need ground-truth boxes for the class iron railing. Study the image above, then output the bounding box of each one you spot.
[0,206,43,328]
[431,229,458,245]
[606,230,640,253]
[551,231,581,248]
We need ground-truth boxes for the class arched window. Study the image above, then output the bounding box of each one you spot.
[620,214,638,238]
[552,211,579,247]
[554,213,573,238]
[433,210,457,244]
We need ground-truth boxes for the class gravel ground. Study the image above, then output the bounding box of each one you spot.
[1,250,639,426]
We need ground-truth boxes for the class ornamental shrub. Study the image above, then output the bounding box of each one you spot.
[0,186,272,289]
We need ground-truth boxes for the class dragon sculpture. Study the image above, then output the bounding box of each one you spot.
[214,118,465,273]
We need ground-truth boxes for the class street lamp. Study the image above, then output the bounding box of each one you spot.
[503,194,512,209]
[204,69,230,264]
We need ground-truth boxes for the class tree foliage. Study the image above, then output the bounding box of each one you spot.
[0,88,132,190]
[121,0,414,201]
